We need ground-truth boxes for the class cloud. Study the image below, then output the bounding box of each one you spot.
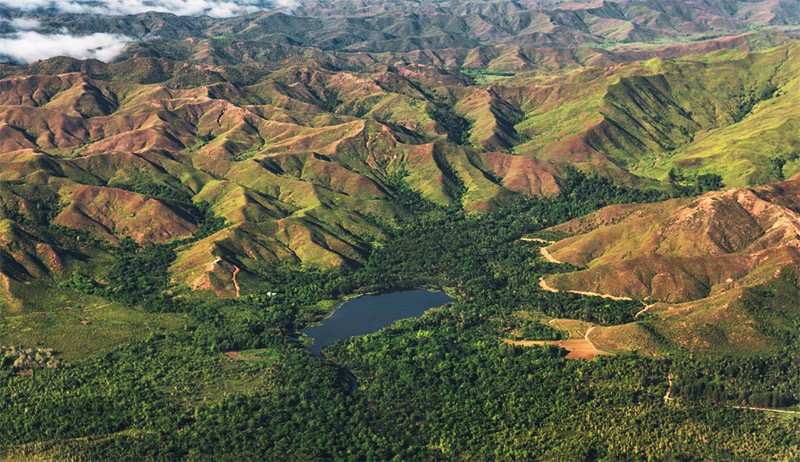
[274,0,300,9]
[0,0,298,18]
[9,18,43,30]
[0,31,132,63]
[0,17,43,31]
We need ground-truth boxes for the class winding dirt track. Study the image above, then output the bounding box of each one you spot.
[232,265,241,298]
[635,303,655,318]
[539,247,562,264]
[519,237,561,264]
[539,277,560,293]
[664,373,673,402]
[565,289,632,301]
[584,326,598,351]
[538,277,632,301]
[530,239,633,301]
[520,237,554,244]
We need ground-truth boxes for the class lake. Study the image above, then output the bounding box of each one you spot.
[301,290,454,357]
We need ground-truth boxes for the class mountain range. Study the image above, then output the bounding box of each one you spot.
[2,1,800,459]
[0,31,798,300]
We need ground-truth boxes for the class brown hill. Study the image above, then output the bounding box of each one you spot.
[53,186,198,245]
[1,40,798,299]
[542,174,800,302]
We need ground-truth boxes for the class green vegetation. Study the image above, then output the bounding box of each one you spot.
[672,348,800,408]
[0,183,62,227]
[461,68,516,85]
[426,104,471,145]
[2,169,798,460]
[1,346,61,372]
[520,321,562,341]
[61,273,107,296]
[106,241,180,311]
[668,168,725,195]
[231,141,267,162]
[1,20,800,460]
[739,270,800,345]
[108,170,193,204]
[65,201,225,312]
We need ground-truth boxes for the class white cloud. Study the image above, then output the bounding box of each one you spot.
[9,18,43,30]
[274,0,300,9]
[0,17,43,31]
[0,0,298,18]
[0,31,132,63]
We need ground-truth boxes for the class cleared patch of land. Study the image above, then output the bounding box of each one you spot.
[503,319,613,360]
[223,348,280,363]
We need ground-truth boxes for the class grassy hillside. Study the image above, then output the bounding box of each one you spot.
[0,41,798,308]
[510,42,800,187]
[539,174,800,354]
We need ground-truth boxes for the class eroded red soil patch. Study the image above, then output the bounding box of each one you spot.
[502,338,612,360]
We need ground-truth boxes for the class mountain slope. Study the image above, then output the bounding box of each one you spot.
[542,173,800,302]
[0,24,798,303]
[511,42,800,186]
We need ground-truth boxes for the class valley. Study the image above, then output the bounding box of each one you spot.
[1,0,800,460]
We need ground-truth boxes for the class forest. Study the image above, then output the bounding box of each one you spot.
[1,169,798,461]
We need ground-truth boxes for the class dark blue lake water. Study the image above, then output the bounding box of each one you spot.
[301,290,454,357]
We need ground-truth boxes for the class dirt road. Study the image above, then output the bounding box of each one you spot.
[539,277,560,293]
[538,277,632,301]
[566,289,632,301]
[635,303,654,318]
[584,326,598,352]
[520,237,554,244]
[731,406,800,415]
[232,265,241,298]
[539,247,562,264]
[664,373,673,403]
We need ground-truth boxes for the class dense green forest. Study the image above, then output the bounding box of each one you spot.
[1,170,798,460]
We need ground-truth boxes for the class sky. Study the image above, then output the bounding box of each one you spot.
[0,0,299,63]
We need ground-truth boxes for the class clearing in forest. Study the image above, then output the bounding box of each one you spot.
[503,320,613,360]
